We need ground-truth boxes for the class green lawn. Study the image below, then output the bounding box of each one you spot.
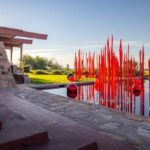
[26,73,94,84]
[27,70,149,84]
[144,70,149,76]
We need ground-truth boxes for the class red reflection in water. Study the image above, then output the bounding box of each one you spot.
[73,36,150,117]
[148,59,150,117]
[72,82,146,116]
[67,84,77,98]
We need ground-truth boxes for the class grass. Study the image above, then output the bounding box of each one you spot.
[26,73,94,84]
[30,69,150,84]
[144,70,149,76]
[27,70,149,84]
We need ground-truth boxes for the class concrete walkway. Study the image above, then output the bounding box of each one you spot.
[0,91,137,150]
[1,86,150,149]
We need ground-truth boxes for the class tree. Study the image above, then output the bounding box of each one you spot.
[23,55,48,70]
[33,56,48,70]
[48,60,53,68]
[22,55,63,70]
[48,58,62,70]
[52,62,62,69]
[23,55,35,67]
[66,64,69,70]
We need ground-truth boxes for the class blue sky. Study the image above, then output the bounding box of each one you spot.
[0,0,150,67]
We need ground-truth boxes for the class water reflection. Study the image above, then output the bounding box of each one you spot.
[71,80,149,117]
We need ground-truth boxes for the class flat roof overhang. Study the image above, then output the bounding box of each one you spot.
[0,26,48,67]
[0,26,48,40]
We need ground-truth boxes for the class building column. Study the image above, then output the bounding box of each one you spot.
[10,46,13,63]
[20,45,23,69]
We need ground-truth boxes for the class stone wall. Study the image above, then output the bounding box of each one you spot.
[0,41,15,87]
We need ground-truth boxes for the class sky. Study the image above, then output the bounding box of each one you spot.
[0,0,150,68]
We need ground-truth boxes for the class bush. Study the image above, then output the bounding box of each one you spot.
[30,70,35,74]
[47,67,52,72]
[23,65,30,73]
[61,69,72,75]
[52,70,63,75]
[34,70,50,75]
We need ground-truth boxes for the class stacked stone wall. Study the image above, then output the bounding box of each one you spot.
[0,42,15,87]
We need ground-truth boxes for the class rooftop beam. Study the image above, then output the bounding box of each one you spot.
[0,38,33,44]
[4,43,22,49]
[0,27,48,40]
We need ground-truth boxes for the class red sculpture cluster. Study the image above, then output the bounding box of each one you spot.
[73,36,149,112]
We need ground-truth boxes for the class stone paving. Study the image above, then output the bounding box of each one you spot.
[1,86,150,149]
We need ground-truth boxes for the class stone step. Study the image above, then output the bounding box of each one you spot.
[0,131,48,150]
[0,92,137,150]
[0,92,51,149]
[0,121,2,130]
[77,142,98,150]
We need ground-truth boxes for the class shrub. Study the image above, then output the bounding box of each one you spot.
[34,70,50,75]
[47,67,52,72]
[30,70,35,74]
[52,70,63,75]
[61,69,71,75]
[23,65,30,73]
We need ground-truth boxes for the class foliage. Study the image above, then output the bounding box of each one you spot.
[34,70,51,75]
[33,56,48,70]
[52,70,63,75]
[22,55,34,67]
[47,58,62,69]
[29,70,35,74]
[23,65,30,73]
[61,69,73,75]
[23,55,62,70]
